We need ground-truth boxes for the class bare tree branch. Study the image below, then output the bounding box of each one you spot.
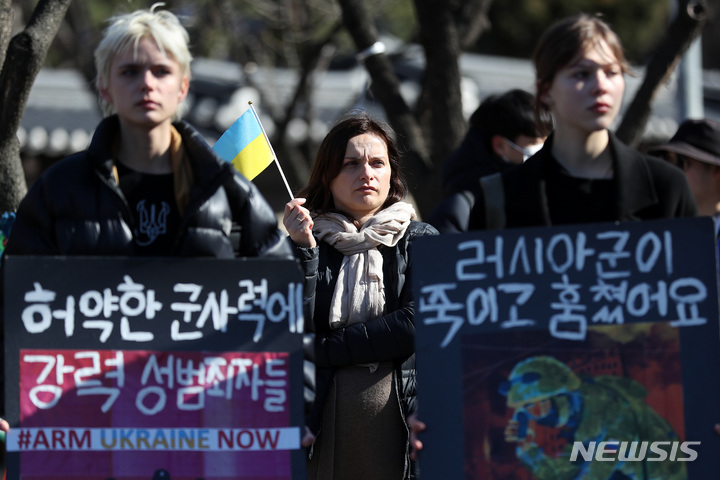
[0,0,72,137]
[0,0,12,72]
[616,0,708,147]
[65,0,100,89]
[336,0,439,214]
[272,21,343,189]
[453,0,493,50]
[0,0,73,213]
[413,0,464,162]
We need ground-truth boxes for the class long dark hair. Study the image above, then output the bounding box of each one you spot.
[298,112,407,214]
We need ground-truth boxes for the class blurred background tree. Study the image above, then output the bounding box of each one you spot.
[475,0,671,64]
[23,0,690,68]
[0,0,714,216]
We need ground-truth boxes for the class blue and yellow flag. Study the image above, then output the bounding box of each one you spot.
[213,106,274,180]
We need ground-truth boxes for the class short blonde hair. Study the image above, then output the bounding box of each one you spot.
[94,3,192,119]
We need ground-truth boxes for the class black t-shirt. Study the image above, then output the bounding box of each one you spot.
[116,161,180,256]
[546,149,615,225]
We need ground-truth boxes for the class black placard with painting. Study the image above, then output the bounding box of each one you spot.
[413,217,720,480]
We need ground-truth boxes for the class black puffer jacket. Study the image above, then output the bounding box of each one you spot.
[5,115,292,259]
[294,220,438,480]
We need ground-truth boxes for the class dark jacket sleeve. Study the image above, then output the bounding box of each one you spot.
[5,180,57,255]
[314,222,439,367]
[290,242,320,422]
[468,187,488,231]
[315,302,415,367]
[5,162,76,256]
[224,172,293,259]
[427,190,476,234]
[294,244,319,332]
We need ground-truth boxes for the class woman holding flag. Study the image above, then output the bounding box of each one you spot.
[284,112,437,479]
[5,4,290,259]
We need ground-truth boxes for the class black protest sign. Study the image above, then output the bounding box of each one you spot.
[3,256,306,480]
[413,217,720,479]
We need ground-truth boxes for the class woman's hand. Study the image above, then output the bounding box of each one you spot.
[283,198,316,248]
[0,417,9,442]
[301,426,316,448]
[408,413,425,460]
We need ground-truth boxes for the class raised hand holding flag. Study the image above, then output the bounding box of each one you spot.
[213,102,293,199]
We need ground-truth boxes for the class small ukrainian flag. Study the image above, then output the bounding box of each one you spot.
[213,105,274,181]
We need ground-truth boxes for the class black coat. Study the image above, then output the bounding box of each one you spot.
[0,116,294,420]
[294,220,438,479]
[441,125,515,197]
[431,126,517,233]
[427,190,475,234]
[468,131,698,229]
[5,115,292,259]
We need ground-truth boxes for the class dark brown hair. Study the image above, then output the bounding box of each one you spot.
[298,112,407,214]
[533,13,630,122]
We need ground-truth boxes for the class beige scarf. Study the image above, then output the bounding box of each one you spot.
[313,201,416,329]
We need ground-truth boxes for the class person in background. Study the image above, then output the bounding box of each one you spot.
[411,11,699,463]
[467,13,696,231]
[648,119,720,440]
[284,112,438,479]
[428,89,552,233]
[4,4,290,260]
[649,118,720,226]
[441,89,550,197]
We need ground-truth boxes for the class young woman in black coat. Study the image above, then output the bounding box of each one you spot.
[412,12,698,464]
[468,14,696,230]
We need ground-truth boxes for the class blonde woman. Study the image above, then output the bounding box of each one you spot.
[6,4,289,259]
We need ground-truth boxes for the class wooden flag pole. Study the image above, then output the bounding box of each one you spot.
[248,101,294,200]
